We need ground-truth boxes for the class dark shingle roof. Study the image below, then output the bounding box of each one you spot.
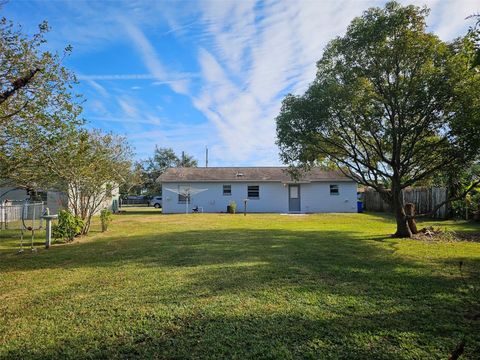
[157,167,353,183]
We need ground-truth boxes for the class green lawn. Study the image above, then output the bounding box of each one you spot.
[1,209,479,359]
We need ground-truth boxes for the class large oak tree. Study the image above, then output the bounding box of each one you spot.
[276,2,480,237]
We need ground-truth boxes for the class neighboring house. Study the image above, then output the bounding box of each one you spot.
[158,167,357,214]
[0,185,119,215]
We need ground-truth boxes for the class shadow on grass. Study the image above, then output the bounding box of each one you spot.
[1,226,479,359]
[4,309,476,360]
[118,208,163,216]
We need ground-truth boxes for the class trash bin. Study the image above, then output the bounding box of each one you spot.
[227,205,232,214]
[357,201,363,213]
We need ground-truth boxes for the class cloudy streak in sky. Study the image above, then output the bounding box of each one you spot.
[3,0,479,165]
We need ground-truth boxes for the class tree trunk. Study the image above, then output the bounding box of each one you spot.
[392,187,412,238]
[404,203,418,234]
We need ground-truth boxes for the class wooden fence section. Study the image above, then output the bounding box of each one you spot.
[363,187,448,218]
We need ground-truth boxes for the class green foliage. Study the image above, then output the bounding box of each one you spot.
[0,16,83,190]
[451,188,480,220]
[100,208,112,232]
[119,161,144,197]
[0,15,133,235]
[143,147,198,195]
[466,14,480,67]
[276,1,480,236]
[52,210,83,242]
[446,164,480,219]
[49,129,132,235]
[228,200,237,214]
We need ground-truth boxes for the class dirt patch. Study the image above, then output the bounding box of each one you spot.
[413,226,480,243]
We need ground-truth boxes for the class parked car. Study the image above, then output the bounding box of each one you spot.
[150,196,162,208]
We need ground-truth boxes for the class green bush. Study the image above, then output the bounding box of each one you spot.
[228,201,237,214]
[52,210,84,242]
[100,208,112,232]
[451,192,480,220]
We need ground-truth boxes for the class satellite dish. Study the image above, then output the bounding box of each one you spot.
[164,186,208,214]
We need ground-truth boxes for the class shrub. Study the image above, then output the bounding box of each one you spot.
[451,192,480,220]
[52,210,84,242]
[100,208,113,232]
[228,201,237,214]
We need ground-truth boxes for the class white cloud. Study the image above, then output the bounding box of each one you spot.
[85,79,109,98]
[79,74,156,80]
[188,0,373,164]
[13,0,475,166]
[122,21,191,95]
[118,98,139,119]
[401,0,479,40]
[183,0,477,165]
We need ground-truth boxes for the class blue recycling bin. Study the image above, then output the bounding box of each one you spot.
[357,201,363,213]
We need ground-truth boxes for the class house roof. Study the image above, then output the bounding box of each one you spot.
[157,167,354,183]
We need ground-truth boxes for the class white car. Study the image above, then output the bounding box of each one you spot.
[150,196,162,208]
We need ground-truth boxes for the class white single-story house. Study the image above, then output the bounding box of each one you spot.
[0,184,120,215]
[158,167,358,214]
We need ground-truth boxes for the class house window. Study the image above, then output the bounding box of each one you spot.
[223,185,231,196]
[178,194,190,203]
[247,185,259,199]
[330,184,339,195]
[178,185,191,203]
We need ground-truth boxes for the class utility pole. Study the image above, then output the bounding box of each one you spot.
[205,146,208,168]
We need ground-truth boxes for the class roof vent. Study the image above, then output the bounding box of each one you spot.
[236,172,244,177]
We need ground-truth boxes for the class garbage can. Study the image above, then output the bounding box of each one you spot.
[357,201,363,213]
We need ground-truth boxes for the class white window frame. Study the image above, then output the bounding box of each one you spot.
[223,184,232,196]
[330,184,339,196]
[247,185,260,199]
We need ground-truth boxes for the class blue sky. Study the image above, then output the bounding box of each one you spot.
[3,0,478,166]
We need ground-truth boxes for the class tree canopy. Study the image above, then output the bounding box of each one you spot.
[46,129,132,234]
[0,15,134,235]
[142,147,198,195]
[0,17,83,189]
[276,1,480,237]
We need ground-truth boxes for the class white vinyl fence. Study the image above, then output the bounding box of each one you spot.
[0,201,44,230]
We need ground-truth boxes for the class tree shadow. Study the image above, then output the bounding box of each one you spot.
[1,225,479,359]
[2,300,479,359]
[117,208,162,216]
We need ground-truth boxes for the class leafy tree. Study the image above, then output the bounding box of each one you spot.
[466,13,480,67]
[45,129,133,235]
[0,17,82,190]
[276,1,480,237]
[119,161,144,197]
[0,14,134,235]
[143,147,197,195]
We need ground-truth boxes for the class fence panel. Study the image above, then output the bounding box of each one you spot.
[0,202,44,230]
[120,198,149,207]
[363,187,447,218]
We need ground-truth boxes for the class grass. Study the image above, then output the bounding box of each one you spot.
[1,209,480,359]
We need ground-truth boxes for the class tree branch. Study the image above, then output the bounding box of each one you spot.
[0,68,41,104]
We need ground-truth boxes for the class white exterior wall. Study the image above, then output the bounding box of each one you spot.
[162,181,357,214]
[301,182,357,213]
[162,182,287,213]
